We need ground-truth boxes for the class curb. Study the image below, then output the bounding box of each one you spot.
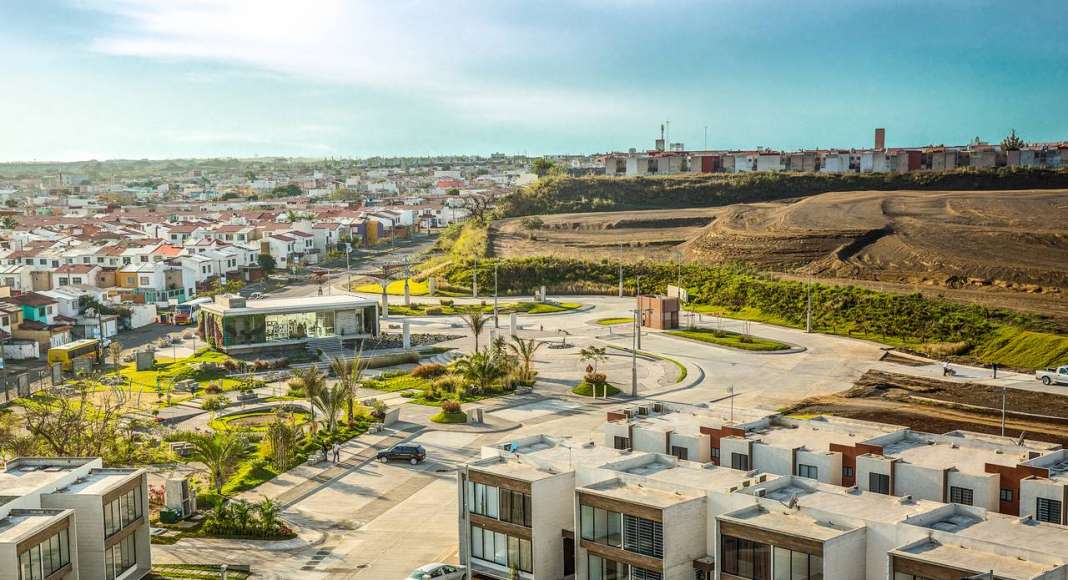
[656,331,807,355]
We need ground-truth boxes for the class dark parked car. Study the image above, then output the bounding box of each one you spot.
[377,444,426,465]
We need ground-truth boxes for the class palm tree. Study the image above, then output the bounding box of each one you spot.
[330,346,367,424]
[187,432,250,493]
[579,345,608,373]
[459,307,490,353]
[266,411,299,469]
[453,351,506,394]
[231,499,254,533]
[256,498,280,534]
[508,336,545,384]
[290,365,326,430]
[312,383,348,433]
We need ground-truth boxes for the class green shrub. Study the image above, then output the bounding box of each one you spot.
[424,306,444,315]
[201,395,226,411]
[411,363,447,379]
[440,299,455,307]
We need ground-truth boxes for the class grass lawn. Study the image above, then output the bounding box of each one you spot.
[596,317,633,326]
[210,409,309,432]
[387,301,582,316]
[572,382,621,397]
[354,278,431,296]
[430,411,468,424]
[667,328,791,351]
[117,349,237,390]
[149,564,252,580]
[362,373,430,393]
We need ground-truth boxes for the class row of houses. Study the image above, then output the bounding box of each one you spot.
[458,402,1068,579]
[604,132,1068,177]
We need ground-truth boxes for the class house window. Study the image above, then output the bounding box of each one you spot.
[613,436,630,450]
[772,545,822,579]
[139,276,150,286]
[720,535,770,579]
[622,514,662,559]
[71,277,82,285]
[731,452,750,471]
[869,472,891,495]
[1037,497,1062,524]
[670,445,688,461]
[498,489,532,527]
[949,486,974,506]
[465,481,499,519]
[83,257,91,263]
[469,525,531,573]
[711,447,720,461]
[17,526,70,580]
[842,466,855,479]
[1000,488,1014,503]
[797,464,818,480]
[580,504,623,548]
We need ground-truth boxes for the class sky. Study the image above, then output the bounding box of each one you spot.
[2,0,1068,161]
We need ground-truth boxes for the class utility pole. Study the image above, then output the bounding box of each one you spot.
[403,256,411,306]
[1001,386,1007,437]
[635,275,642,350]
[728,385,735,422]
[631,308,639,398]
[473,260,478,298]
[493,262,499,329]
[805,270,813,333]
[618,243,624,298]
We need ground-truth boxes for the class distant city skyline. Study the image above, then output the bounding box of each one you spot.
[3,0,1068,162]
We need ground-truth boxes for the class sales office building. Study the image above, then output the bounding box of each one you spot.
[458,433,1068,580]
[0,457,150,580]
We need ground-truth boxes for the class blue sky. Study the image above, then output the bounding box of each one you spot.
[2,0,1067,161]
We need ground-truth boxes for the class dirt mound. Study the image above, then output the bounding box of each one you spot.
[684,189,1068,292]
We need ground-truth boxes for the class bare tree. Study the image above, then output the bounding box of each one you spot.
[459,194,493,224]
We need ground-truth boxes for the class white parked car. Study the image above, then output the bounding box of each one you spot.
[405,563,466,579]
[1036,365,1068,386]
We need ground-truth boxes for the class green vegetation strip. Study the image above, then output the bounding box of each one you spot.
[430,411,468,424]
[435,256,1068,370]
[667,328,792,352]
[387,301,582,316]
[572,383,621,397]
[596,317,634,325]
[603,344,687,384]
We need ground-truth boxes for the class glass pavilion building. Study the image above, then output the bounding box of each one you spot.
[198,294,379,352]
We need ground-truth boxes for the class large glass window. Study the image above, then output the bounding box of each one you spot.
[104,484,144,538]
[721,535,770,580]
[579,505,623,548]
[469,525,531,573]
[467,481,501,519]
[499,489,532,527]
[264,310,335,342]
[732,453,751,471]
[772,546,822,580]
[869,472,891,495]
[588,555,640,580]
[104,533,137,580]
[18,527,71,580]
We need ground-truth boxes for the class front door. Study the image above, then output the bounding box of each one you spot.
[562,537,575,576]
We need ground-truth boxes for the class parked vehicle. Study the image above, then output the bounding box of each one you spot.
[47,338,101,371]
[377,444,426,465]
[1036,366,1068,386]
[405,563,466,579]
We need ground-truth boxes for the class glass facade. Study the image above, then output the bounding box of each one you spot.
[203,305,375,347]
[104,532,137,580]
[470,525,532,573]
[721,535,823,580]
[18,527,70,580]
[104,484,144,538]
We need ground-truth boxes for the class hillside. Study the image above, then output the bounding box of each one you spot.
[499,168,1068,217]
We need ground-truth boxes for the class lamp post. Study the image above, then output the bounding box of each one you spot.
[493,262,499,329]
[473,260,478,298]
[618,243,624,298]
[631,308,639,398]
[635,275,642,350]
[728,385,735,422]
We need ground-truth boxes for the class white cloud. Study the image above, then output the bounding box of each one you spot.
[80,0,639,126]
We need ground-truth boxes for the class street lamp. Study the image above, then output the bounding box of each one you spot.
[635,275,642,350]
[618,243,624,298]
[631,308,639,398]
[493,262,499,329]
[728,385,735,422]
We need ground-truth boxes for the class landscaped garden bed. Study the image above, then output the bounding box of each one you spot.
[666,328,792,352]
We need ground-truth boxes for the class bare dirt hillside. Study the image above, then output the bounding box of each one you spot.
[682,189,1068,294]
[493,189,1068,320]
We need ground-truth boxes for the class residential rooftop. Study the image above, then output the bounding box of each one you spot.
[892,539,1062,580]
[0,509,71,543]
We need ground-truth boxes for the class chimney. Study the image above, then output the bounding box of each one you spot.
[875,128,886,150]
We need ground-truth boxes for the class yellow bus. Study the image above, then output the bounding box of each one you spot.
[47,339,101,371]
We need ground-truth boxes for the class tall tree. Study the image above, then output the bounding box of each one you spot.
[453,351,507,394]
[257,253,277,274]
[312,383,348,433]
[1001,129,1025,151]
[289,366,326,430]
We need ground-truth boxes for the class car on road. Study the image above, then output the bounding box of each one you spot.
[377,444,426,465]
[405,563,466,579]
[1036,366,1068,386]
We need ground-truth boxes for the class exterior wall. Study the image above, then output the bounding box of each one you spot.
[751,443,793,476]
[1020,478,1068,522]
[823,526,867,580]
[669,432,711,463]
[946,471,999,511]
[531,473,575,580]
[756,155,783,172]
[795,450,842,486]
[634,427,670,455]
[893,464,944,503]
[720,438,751,470]
[662,498,706,580]
[856,455,894,494]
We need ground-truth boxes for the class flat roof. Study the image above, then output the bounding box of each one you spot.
[720,504,859,542]
[881,434,1032,474]
[0,459,94,497]
[469,458,559,484]
[747,478,944,524]
[752,417,903,451]
[202,294,376,315]
[0,510,70,543]
[892,540,1061,580]
[58,468,139,496]
[581,478,703,509]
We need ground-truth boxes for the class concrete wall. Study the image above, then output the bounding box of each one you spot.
[893,464,944,503]
[43,493,104,579]
[823,526,867,580]
[947,471,999,511]
[670,432,710,463]
[856,455,893,494]
[720,438,751,469]
[796,450,842,485]
[532,473,575,580]
[662,497,707,580]
[751,443,792,476]
[1020,479,1068,521]
[634,428,670,455]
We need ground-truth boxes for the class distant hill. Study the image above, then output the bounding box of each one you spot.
[499,168,1068,217]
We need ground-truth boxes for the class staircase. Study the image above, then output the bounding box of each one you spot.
[426,349,461,367]
[305,336,345,362]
